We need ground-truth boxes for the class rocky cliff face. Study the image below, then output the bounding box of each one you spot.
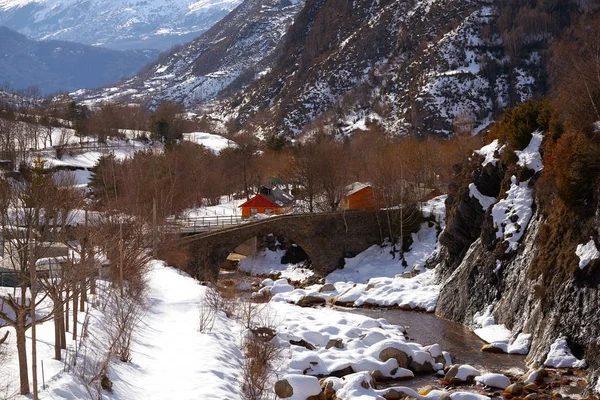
[435,149,600,392]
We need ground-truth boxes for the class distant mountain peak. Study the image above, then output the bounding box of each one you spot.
[0,0,243,50]
[76,0,305,107]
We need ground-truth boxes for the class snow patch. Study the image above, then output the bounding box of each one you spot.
[575,239,600,269]
[469,183,495,211]
[475,139,501,167]
[515,130,544,173]
[544,337,587,369]
[491,176,533,252]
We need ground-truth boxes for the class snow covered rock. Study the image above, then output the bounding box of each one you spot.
[544,337,587,368]
[378,347,410,368]
[296,294,327,307]
[275,375,322,399]
[475,373,511,389]
[444,364,481,384]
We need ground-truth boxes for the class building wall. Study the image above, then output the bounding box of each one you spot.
[342,187,378,210]
[240,206,283,217]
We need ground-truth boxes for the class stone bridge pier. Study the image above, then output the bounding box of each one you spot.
[183,211,391,281]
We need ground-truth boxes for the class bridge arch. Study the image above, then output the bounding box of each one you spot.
[181,211,389,282]
[208,233,315,278]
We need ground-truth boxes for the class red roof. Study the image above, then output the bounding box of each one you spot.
[238,194,281,209]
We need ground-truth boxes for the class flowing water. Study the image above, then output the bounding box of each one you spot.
[342,307,528,390]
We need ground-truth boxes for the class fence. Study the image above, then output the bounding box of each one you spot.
[165,215,245,234]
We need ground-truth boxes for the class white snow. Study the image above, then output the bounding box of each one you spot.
[328,195,446,284]
[182,132,236,154]
[575,239,600,269]
[455,364,481,381]
[469,183,496,211]
[282,374,322,400]
[474,324,512,345]
[491,176,533,252]
[475,139,501,167]
[239,248,314,283]
[515,130,544,173]
[475,373,511,389]
[472,306,530,355]
[544,337,587,369]
[507,333,531,355]
[181,197,244,218]
[7,261,244,400]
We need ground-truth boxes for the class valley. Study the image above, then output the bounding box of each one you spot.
[1,0,600,399]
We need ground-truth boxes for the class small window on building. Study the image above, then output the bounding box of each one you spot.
[264,208,272,215]
[250,208,258,215]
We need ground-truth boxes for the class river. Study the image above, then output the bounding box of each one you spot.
[342,307,528,389]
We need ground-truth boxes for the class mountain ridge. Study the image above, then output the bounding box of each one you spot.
[0,26,159,94]
[0,0,242,50]
[75,0,305,108]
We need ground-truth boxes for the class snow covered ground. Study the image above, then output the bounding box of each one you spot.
[1,261,244,400]
[239,248,314,283]
[180,197,245,218]
[182,132,236,154]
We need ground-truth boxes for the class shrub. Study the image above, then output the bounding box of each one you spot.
[541,131,600,207]
[487,100,556,158]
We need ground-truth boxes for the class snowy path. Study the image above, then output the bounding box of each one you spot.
[33,262,243,400]
[107,262,243,400]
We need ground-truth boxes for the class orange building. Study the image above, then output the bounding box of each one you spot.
[239,187,294,217]
[341,182,379,210]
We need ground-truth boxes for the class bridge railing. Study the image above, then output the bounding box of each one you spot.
[165,215,245,234]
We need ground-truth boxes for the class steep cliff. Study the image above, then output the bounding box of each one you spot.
[435,123,600,392]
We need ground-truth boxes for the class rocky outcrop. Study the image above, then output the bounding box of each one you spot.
[435,157,600,393]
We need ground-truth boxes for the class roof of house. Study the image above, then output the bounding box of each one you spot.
[344,182,373,197]
[238,194,281,209]
[239,187,295,209]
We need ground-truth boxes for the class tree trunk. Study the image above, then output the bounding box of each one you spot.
[79,280,86,312]
[15,323,30,395]
[65,288,69,333]
[54,300,64,360]
[72,287,79,341]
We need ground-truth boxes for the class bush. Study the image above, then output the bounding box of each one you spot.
[541,131,600,207]
[488,100,556,159]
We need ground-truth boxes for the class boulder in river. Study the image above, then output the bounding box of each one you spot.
[444,364,481,384]
[296,295,326,307]
[503,383,526,398]
[379,347,409,369]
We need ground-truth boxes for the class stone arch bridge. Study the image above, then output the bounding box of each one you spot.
[179,211,393,281]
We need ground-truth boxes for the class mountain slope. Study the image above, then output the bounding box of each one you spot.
[0,0,242,51]
[213,0,546,137]
[76,0,304,108]
[0,27,158,94]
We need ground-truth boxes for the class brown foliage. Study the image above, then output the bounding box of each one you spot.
[539,131,600,208]
[550,13,600,133]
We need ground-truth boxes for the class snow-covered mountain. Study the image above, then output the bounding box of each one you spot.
[213,0,546,137]
[0,0,242,50]
[75,0,304,108]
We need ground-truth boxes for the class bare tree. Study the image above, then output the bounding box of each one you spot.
[0,157,61,396]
